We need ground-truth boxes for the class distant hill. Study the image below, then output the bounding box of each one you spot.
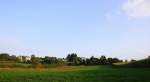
[114,58,150,68]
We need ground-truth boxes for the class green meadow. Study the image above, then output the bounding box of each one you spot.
[0,66,150,82]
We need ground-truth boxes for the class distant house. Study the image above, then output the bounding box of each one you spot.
[18,56,23,62]
[25,56,31,61]
[80,57,87,61]
[18,56,31,62]
[57,58,67,62]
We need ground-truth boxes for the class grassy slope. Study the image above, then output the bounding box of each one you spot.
[0,66,150,82]
[115,58,150,68]
[0,61,32,68]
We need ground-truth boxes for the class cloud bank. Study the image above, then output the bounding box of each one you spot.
[122,0,150,18]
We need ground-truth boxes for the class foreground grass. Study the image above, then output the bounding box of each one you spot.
[0,66,150,82]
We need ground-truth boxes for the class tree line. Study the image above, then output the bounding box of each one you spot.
[66,53,123,65]
[0,53,136,66]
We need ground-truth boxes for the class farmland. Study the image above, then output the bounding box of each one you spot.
[0,66,150,82]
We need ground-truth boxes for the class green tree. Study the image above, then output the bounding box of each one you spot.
[107,57,113,64]
[31,55,39,64]
[99,55,107,65]
[66,53,80,65]
[90,56,99,65]
[43,56,58,64]
[10,55,20,62]
[0,53,10,61]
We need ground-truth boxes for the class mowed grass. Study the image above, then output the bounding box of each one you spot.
[0,66,150,82]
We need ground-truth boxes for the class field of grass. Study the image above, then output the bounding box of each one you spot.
[0,66,150,82]
[122,59,150,67]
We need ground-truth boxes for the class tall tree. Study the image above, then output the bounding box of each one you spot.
[99,55,107,65]
[0,53,10,61]
[66,53,80,65]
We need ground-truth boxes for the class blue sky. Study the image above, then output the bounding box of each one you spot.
[0,0,150,60]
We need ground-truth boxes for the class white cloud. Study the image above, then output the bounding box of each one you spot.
[122,0,150,18]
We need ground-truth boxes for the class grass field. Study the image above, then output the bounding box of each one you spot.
[0,66,150,82]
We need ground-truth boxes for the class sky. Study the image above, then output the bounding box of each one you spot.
[0,0,150,60]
